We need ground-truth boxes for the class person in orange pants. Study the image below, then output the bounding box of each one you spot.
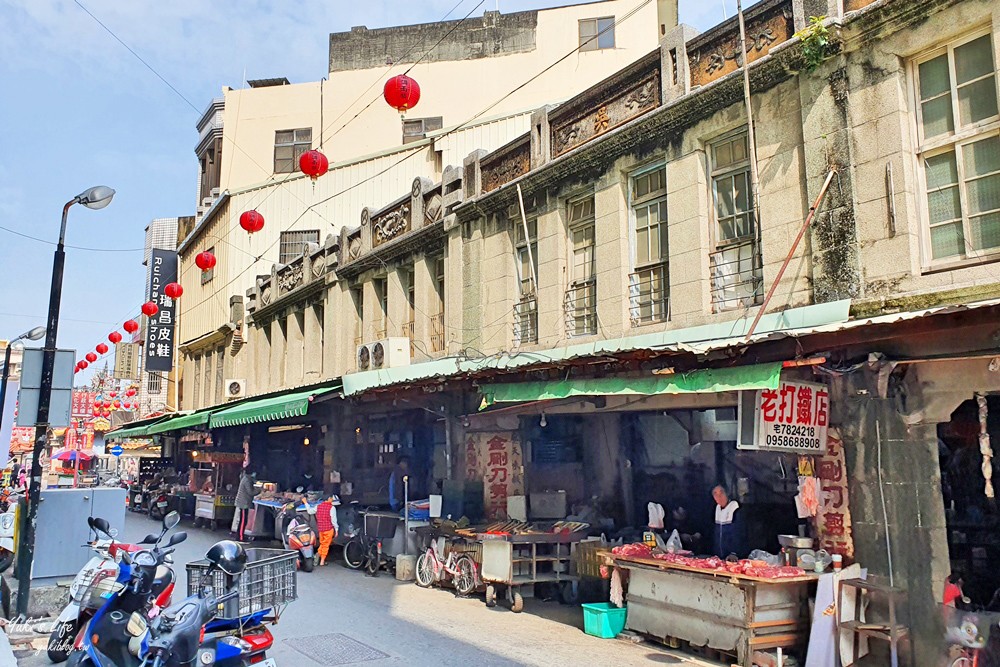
[316,495,340,566]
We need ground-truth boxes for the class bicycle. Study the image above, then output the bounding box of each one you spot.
[342,506,394,576]
[415,536,478,596]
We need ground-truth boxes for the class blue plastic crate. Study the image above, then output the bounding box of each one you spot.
[581,602,627,639]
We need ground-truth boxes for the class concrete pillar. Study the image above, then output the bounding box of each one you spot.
[463,150,487,200]
[659,24,699,104]
[270,318,286,388]
[535,206,566,348]
[304,303,324,382]
[286,309,305,386]
[253,323,269,396]
[529,106,556,169]
[414,254,439,359]
[594,174,630,338]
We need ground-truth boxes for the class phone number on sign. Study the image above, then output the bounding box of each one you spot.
[765,433,823,451]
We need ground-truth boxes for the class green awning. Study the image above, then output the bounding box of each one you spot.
[480,362,783,407]
[208,387,338,429]
[145,410,212,435]
[106,416,171,439]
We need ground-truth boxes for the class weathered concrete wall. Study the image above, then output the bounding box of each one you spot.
[329,11,538,72]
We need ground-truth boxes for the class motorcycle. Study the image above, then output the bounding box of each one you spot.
[71,512,276,667]
[148,485,169,521]
[47,518,175,663]
[280,502,317,572]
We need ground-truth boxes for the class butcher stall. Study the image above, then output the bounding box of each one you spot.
[603,545,815,666]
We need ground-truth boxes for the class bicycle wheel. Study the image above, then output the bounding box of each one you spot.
[343,538,364,569]
[415,552,435,588]
[365,540,380,576]
[951,657,974,667]
[454,556,477,596]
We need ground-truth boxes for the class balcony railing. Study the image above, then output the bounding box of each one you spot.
[629,263,670,325]
[565,280,597,336]
[430,313,445,353]
[513,297,538,346]
[710,238,763,311]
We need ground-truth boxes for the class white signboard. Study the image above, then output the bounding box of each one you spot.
[739,380,829,453]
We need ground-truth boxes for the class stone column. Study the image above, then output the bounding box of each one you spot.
[304,303,324,382]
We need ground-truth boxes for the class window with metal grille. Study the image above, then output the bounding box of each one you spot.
[914,31,1000,263]
[373,276,388,339]
[579,17,615,51]
[432,254,445,352]
[147,372,161,394]
[402,117,443,144]
[274,128,312,173]
[567,196,597,336]
[279,230,319,265]
[351,287,364,347]
[709,130,762,311]
[629,166,670,324]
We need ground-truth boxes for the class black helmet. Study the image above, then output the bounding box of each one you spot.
[206,540,247,576]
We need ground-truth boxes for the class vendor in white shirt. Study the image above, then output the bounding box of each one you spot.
[712,485,746,559]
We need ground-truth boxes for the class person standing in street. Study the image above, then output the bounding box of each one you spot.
[235,468,260,542]
[388,456,409,511]
[315,495,340,566]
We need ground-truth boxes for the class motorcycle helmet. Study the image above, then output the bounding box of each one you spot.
[206,540,247,576]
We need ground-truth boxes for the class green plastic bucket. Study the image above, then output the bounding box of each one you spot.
[581,602,627,639]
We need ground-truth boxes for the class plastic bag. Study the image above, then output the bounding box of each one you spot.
[665,529,683,553]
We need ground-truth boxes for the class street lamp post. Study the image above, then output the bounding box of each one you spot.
[0,327,46,438]
[16,186,114,616]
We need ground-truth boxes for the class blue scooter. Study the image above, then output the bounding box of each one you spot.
[69,512,273,666]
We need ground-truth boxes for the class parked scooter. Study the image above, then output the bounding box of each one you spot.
[280,501,317,572]
[47,517,175,663]
[71,513,277,666]
[148,487,169,521]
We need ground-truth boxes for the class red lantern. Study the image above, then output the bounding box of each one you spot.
[195,251,216,272]
[102,409,110,417]
[85,352,97,363]
[96,343,109,355]
[384,74,421,113]
[113,400,121,408]
[123,402,131,409]
[164,282,183,299]
[141,302,158,317]
[239,210,265,234]
[109,391,117,398]
[92,408,100,416]
[108,331,122,344]
[102,401,111,408]
[79,360,88,370]
[126,388,136,397]
[123,319,139,334]
[299,150,329,180]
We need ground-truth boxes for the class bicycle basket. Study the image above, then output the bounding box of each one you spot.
[363,511,399,539]
[186,548,297,619]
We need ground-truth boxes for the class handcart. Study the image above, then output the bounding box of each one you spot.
[186,547,298,622]
[478,530,587,612]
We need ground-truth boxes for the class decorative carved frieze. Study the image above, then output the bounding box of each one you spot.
[372,203,411,247]
[550,70,661,158]
[481,140,531,194]
[689,3,794,87]
[425,193,443,222]
[277,263,303,293]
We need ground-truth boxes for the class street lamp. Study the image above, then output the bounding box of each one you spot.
[16,185,114,616]
[0,326,46,437]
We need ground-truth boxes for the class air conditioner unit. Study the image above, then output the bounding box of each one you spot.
[357,338,410,371]
[225,379,247,399]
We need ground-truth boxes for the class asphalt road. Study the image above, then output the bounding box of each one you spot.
[17,514,720,666]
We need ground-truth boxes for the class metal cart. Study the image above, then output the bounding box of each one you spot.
[187,547,298,621]
[479,532,586,612]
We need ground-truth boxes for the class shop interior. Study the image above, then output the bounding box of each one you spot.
[938,393,1000,608]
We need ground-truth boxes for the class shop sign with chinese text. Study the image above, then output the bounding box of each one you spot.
[464,431,524,519]
[814,427,854,558]
[753,379,829,453]
[114,343,139,379]
[146,249,178,373]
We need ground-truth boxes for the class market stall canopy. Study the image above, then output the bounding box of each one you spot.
[208,386,339,428]
[145,409,213,435]
[479,362,783,407]
[106,415,172,439]
[51,448,94,461]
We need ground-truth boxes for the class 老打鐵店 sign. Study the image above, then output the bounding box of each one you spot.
[752,380,829,453]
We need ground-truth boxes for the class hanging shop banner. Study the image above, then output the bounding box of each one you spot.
[71,391,96,418]
[814,427,854,558]
[146,249,178,373]
[114,342,140,380]
[464,431,524,519]
[750,379,829,453]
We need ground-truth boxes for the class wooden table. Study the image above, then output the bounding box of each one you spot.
[605,553,815,666]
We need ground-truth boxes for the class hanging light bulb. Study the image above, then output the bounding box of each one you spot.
[539,412,547,428]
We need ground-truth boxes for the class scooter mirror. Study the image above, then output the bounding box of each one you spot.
[92,517,111,536]
[139,533,159,545]
[163,511,180,530]
[167,531,188,547]
[109,528,119,538]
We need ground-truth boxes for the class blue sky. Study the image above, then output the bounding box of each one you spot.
[0,0,753,380]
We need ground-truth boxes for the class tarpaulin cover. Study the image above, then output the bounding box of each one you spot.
[479,362,782,406]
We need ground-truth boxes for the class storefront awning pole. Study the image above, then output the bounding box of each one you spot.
[744,170,836,342]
